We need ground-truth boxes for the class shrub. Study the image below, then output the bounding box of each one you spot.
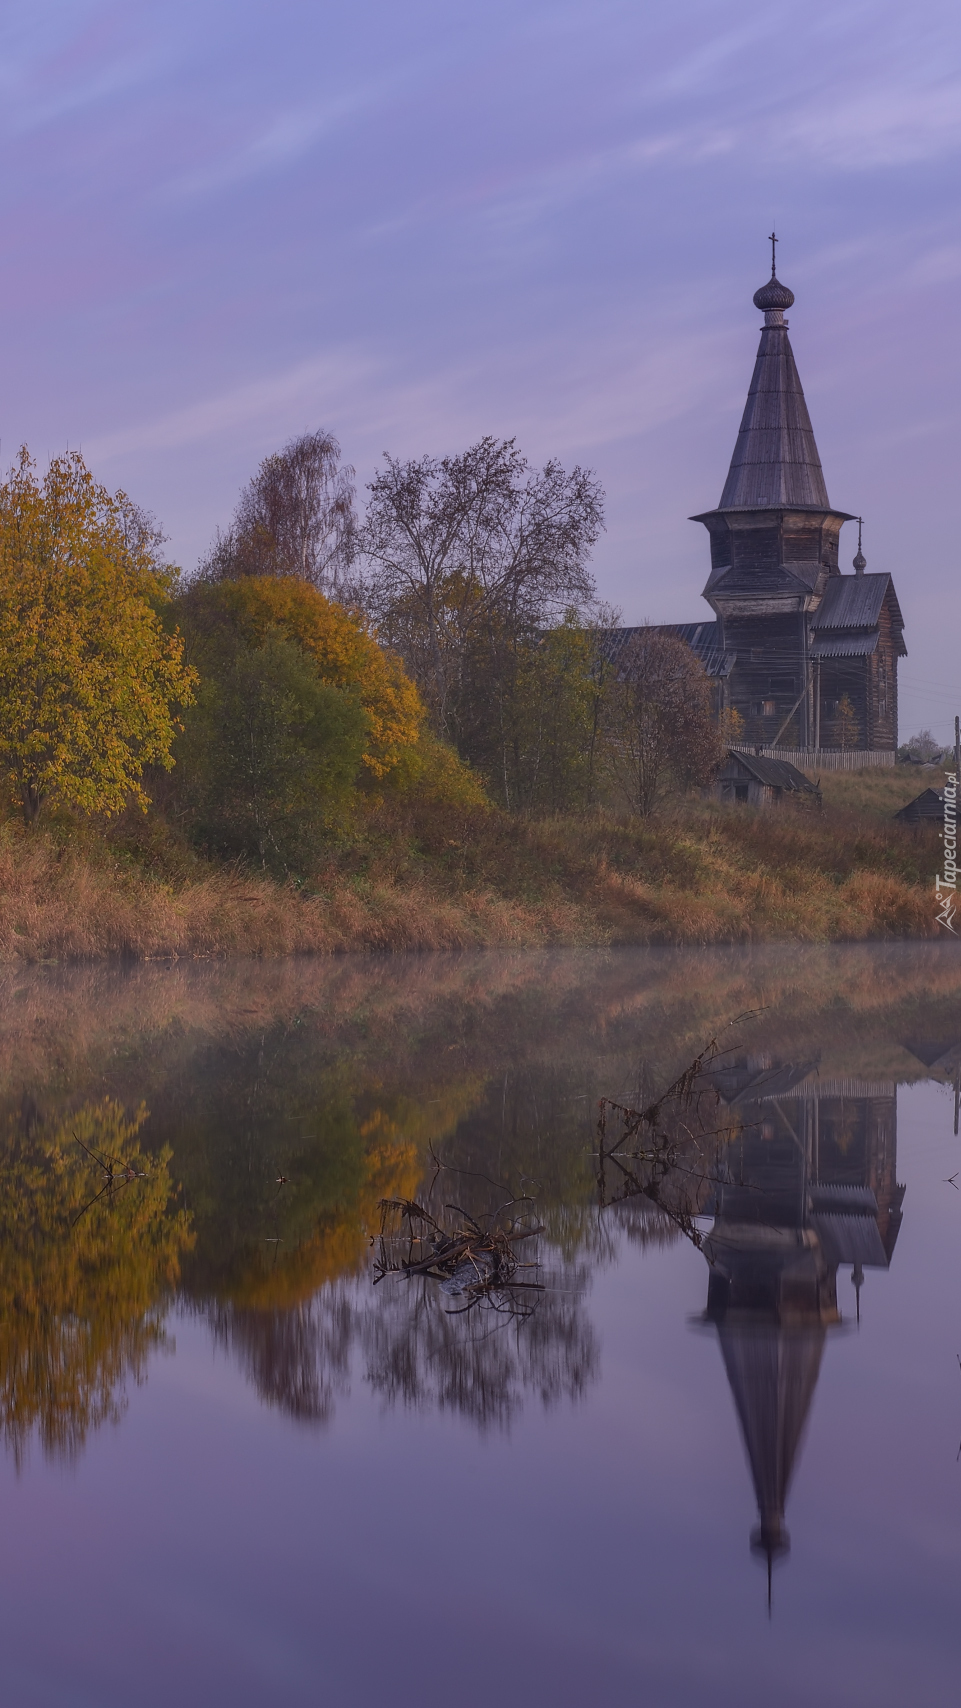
[178,577,422,782]
[176,629,369,872]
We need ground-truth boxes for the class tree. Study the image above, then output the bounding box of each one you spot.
[0,449,196,825]
[899,728,943,764]
[720,705,745,746]
[601,628,722,815]
[200,430,356,592]
[176,580,484,847]
[504,614,610,814]
[359,438,604,758]
[177,630,369,872]
[837,693,859,753]
[178,576,424,782]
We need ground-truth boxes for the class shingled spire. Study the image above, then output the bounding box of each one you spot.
[718,264,830,510]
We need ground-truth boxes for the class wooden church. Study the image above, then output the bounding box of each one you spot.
[618,246,907,766]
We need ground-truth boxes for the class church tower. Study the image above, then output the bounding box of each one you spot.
[692,243,905,759]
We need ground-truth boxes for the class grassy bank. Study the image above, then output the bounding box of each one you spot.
[0,768,943,958]
[814,763,945,816]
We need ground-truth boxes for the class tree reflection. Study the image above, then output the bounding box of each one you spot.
[211,1243,598,1433]
[363,1258,598,1429]
[0,1100,192,1464]
[209,1291,354,1426]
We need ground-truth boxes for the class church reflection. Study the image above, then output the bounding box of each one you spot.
[697,1059,904,1592]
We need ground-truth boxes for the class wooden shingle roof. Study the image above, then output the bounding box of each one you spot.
[726,750,818,792]
[810,572,907,658]
[718,278,830,511]
[600,622,736,681]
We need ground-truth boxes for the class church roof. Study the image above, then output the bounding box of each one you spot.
[601,621,736,680]
[706,560,821,600]
[716,1318,826,1556]
[813,573,891,629]
[810,630,880,658]
[717,273,832,512]
[811,572,907,658]
[810,1212,889,1269]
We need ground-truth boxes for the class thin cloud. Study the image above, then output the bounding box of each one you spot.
[782,77,961,168]
[164,92,381,200]
[83,348,380,461]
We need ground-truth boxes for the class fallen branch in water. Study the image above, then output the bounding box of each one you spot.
[373,1195,544,1316]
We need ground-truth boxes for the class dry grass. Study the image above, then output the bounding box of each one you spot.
[0,786,942,961]
[813,763,945,819]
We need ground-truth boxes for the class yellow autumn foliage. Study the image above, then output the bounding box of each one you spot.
[0,449,197,823]
[0,1098,193,1461]
[221,1076,486,1310]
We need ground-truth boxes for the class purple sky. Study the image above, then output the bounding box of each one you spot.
[2,0,959,739]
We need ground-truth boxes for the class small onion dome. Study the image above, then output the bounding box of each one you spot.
[853,516,866,574]
[753,275,795,311]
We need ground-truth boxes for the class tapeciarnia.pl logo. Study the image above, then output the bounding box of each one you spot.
[936,771,958,933]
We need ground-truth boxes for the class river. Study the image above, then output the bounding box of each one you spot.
[0,945,958,1706]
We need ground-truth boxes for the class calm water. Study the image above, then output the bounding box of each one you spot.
[0,945,959,1707]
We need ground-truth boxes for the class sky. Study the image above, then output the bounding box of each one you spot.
[1,0,959,739]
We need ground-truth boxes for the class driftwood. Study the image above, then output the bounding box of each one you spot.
[373,1195,544,1316]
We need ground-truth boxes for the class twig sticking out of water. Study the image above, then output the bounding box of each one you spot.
[596,1036,740,1249]
[70,1133,147,1228]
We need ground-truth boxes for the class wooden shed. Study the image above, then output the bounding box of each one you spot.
[715,749,820,808]
[894,787,944,824]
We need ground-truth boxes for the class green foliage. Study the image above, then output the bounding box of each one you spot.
[385,726,489,807]
[504,617,605,813]
[176,627,369,872]
[178,575,425,781]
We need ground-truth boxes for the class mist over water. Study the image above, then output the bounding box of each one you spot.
[0,945,958,1705]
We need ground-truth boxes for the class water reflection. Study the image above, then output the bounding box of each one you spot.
[208,1249,599,1432]
[0,1100,191,1464]
[0,947,957,1487]
[698,1060,904,1593]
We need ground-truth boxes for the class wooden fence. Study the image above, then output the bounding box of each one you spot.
[730,745,895,773]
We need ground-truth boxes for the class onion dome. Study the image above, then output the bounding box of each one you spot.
[753,275,795,312]
[853,517,866,574]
